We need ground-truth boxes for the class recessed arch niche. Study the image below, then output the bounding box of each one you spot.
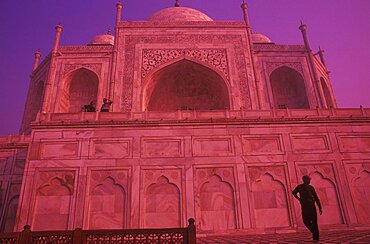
[199,175,236,231]
[60,68,98,113]
[144,176,181,228]
[32,178,72,231]
[270,66,309,109]
[88,177,126,229]
[251,173,290,228]
[143,59,230,111]
[310,172,343,225]
[320,77,334,107]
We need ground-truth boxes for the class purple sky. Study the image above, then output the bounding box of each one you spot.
[0,0,369,135]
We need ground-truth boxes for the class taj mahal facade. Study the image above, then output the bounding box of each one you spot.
[0,1,369,235]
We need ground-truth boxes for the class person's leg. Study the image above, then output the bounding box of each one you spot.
[302,208,314,234]
[311,209,319,241]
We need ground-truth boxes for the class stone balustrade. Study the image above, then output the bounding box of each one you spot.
[0,218,196,244]
[32,108,370,126]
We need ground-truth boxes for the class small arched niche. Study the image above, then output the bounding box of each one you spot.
[144,59,230,111]
[320,77,334,108]
[60,68,98,113]
[270,66,309,109]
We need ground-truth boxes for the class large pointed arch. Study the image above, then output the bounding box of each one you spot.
[142,59,230,111]
[270,66,309,109]
[59,68,99,113]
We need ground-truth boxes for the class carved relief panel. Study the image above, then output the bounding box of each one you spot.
[194,167,237,231]
[295,162,343,225]
[32,170,76,231]
[344,162,370,224]
[141,168,183,228]
[63,63,102,78]
[142,49,229,80]
[247,165,291,228]
[86,168,130,229]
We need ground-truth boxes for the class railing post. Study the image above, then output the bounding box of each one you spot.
[73,228,83,244]
[19,225,31,244]
[187,218,196,244]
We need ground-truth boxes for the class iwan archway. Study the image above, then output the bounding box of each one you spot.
[270,66,309,109]
[143,59,230,111]
[59,68,99,113]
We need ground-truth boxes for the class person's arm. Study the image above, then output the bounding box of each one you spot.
[312,187,323,215]
[292,186,300,200]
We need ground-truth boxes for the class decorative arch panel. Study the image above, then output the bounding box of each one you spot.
[86,169,129,229]
[195,167,237,231]
[141,168,183,228]
[32,171,75,231]
[144,176,181,228]
[247,166,291,228]
[345,162,370,224]
[296,164,343,226]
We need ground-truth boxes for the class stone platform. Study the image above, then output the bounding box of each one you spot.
[197,229,370,243]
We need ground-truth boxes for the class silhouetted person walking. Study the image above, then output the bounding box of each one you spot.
[292,175,323,242]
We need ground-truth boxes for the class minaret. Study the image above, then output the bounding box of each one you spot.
[115,1,123,25]
[299,22,327,108]
[241,1,262,109]
[109,2,124,110]
[32,50,41,71]
[53,24,63,53]
[41,24,63,113]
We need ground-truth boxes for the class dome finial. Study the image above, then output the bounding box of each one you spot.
[175,0,180,7]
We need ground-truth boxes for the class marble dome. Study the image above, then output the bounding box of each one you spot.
[251,33,273,43]
[148,7,213,22]
[88,34,114,45]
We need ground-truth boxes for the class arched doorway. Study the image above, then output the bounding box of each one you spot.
[320,78,334,108]
[143,59,230,111]
[270,66,309,109]
[60,68,98,113]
